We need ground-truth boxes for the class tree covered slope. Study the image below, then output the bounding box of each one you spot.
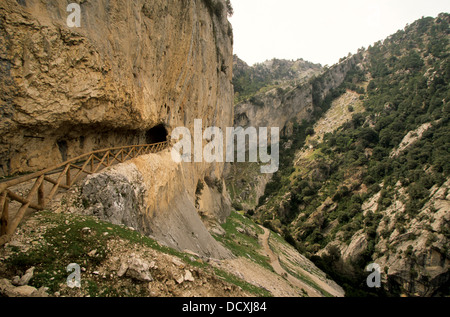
[249,13,449,297]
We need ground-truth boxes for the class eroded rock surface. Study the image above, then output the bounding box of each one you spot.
[81,151,233,260]
[0,0,234,177]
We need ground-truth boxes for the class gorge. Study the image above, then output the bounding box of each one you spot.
[0,0,448,298]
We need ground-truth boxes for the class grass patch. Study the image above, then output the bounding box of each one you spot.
[5,212,112,292]
[3,211,271,297]
[213,211,272,272]
[279,260,333,298]
[3,211,208,294]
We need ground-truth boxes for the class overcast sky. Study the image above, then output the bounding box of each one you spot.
[229,0,450,66]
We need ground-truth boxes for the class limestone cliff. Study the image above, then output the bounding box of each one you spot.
[0,0,235,258]
[0,0,234,177]
[234,54,363,135]
[227,54,364,211]
[81,151,233,259]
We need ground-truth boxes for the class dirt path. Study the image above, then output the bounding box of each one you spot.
[258,226,323,297]
[213,227,320,297]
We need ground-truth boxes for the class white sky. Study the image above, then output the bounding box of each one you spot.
[229,0,450,66]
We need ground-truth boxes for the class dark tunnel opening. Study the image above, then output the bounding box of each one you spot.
[146,124,168,144]
[57,139,68,162]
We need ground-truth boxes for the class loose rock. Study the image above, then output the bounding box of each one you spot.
[117,254,154,282]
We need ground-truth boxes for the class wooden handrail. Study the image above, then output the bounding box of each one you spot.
[0,142,168,190]
[0,141,169,246]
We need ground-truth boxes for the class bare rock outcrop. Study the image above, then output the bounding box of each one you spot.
[117,254,154,282]
[0,0,234,178]
[0,0,234,260]
[0,266,48,297]
[318,179,450,296]
[234,54,364,135]
[373,180,450,296]
[81,151,233,260]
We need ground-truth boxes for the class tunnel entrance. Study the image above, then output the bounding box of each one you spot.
[146,124,168,144]
[57,140,68,162]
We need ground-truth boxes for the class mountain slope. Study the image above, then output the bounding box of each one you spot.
[227,55,361,211]
[0,189,344,297]
[232,55,322,104]
[245,13,450,297]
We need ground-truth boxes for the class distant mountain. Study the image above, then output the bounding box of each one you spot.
[232,55,322,104]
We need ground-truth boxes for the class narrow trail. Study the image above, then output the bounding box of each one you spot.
[0,142,169,246]
[258,226,323,297]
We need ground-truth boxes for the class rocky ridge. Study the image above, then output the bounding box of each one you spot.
[234,53,364,135]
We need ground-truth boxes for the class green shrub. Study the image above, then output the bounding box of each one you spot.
[203,0,224,17]
[232,201,244,211]
[196,180,204,196]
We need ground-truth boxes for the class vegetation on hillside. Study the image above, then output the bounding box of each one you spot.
[249,14,450,296]
[0,211,269,297]
[203,0,233,18]
[232,56,322,104]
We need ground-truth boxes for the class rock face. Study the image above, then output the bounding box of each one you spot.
[0,0,234,258]
[373,180,450,296]
[81,163,147,231]
[0,0,234,177]
[234,54,363,135]
[318,179,450,296]
[81,151,233,259]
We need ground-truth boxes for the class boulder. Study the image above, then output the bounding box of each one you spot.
[0,278,48,297]
[117,254,154,282]
[18,267,35,286]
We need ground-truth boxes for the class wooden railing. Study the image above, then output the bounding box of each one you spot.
[0,141,169,246]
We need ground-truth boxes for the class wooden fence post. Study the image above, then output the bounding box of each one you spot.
[0,141,169,246]
[0,192,8,236]
[38,181,45,208]
[66,167,71,187]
